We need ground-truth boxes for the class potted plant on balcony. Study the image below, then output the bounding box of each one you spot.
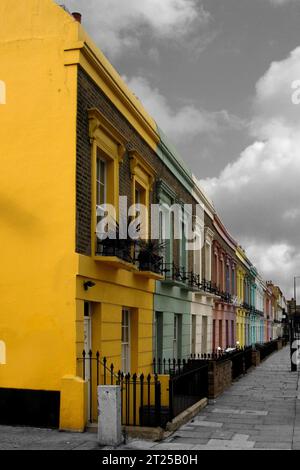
[97,220,133,263]
[137,240,164,274]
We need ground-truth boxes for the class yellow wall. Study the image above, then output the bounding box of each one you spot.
[76,256,155,374]
[0,0,157,430]
[236,309,246,347]
[0,0,79,393]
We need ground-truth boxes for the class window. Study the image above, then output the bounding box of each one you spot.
[213,320,216,350]
[96,150,106,207]
[226,320,229,347]
[159,201,173,265]
[226,264,230,293]
[180,220,187,271]
[155,312,163,360]
[219,320,223,348]
[219,258,224,290]
[135,185,144,206]
[121,308,131,373]
[205,242,211,281]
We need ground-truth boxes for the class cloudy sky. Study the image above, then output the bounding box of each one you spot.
[62,0,300,297]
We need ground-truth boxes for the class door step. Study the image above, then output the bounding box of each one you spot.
[86,422,98,433]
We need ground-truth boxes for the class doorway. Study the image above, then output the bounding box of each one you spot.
[84,301,92,422]
[191,315,196,355]
[173,314,182,360]
[201,316,208,354]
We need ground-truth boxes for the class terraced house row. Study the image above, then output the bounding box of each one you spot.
[0,1,286,432]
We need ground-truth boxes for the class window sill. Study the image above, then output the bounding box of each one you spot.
[93,255,138,272]
[135,271,165,281]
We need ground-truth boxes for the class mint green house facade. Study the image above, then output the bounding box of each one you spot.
[153,129,196,361]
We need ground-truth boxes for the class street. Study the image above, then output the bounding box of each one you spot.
[1,347,300,450]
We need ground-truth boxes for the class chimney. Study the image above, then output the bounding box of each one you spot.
[72,12,82,23]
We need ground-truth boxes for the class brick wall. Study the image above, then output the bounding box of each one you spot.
[76,66,196,269]
[208,359,232,399]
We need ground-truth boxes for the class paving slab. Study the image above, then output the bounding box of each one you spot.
[122,346,300,450]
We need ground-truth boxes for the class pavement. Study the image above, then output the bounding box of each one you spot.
[0,346,299,450]
[121,346,300,451]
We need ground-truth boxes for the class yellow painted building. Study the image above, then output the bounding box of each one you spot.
[0,0,162,431]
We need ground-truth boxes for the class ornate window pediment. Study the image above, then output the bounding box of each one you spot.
[129,150,155,189]
[88,108,127,162]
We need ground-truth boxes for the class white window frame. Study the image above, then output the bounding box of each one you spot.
[96,151,107,208]
[121,308,131,374]
[205,240,211,281]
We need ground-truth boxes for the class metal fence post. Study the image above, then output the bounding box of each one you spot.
[154,376,161,427]
[169,378,174,422]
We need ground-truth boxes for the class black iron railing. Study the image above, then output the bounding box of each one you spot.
[160,264,234,300]
[161,263,189,286]
[153,351,232,375]
[153,358,190,375]
[190,346,253,379]
[137,258,163,275]
[117,372,163,428]
[169,363,209,420]
[77,351,163,428]
[96,238,134,263]
[255,309,264,317]
[229,347,253,379]
[255,340,278,361]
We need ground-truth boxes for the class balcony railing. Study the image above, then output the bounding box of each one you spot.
[96,237,164,276]
[96,238,134,264]
[161,263,189,286]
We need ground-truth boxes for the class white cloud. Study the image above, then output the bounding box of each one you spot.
[268,0,300,5]
[200,47,300,296]
[62,0,210,58]
[123,76,245,142]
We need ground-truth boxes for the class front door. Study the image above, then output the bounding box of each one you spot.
[173,315,181,360]
[155,312,163,361]
[201,316,208,353]
[84,302,92,422]
[191,315,196,355]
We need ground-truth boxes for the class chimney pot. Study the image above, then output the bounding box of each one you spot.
[72,12,82,23]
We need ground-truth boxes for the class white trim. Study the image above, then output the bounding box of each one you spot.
[121,308,131,374]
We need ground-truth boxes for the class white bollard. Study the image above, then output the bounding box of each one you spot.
[97,385,122,446]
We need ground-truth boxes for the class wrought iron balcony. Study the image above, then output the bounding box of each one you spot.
[96,238,135,264]
[200,279,220,295]
[242,302,250,311]
[161,263,190,287]
[255,309,264,317]
[220,291,233,304]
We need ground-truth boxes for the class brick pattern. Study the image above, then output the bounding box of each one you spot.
[76,66,196,270]
[208,359,232,399]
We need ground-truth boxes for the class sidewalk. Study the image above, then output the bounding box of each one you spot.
[0,346,299,450]
[121,346,300,450]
